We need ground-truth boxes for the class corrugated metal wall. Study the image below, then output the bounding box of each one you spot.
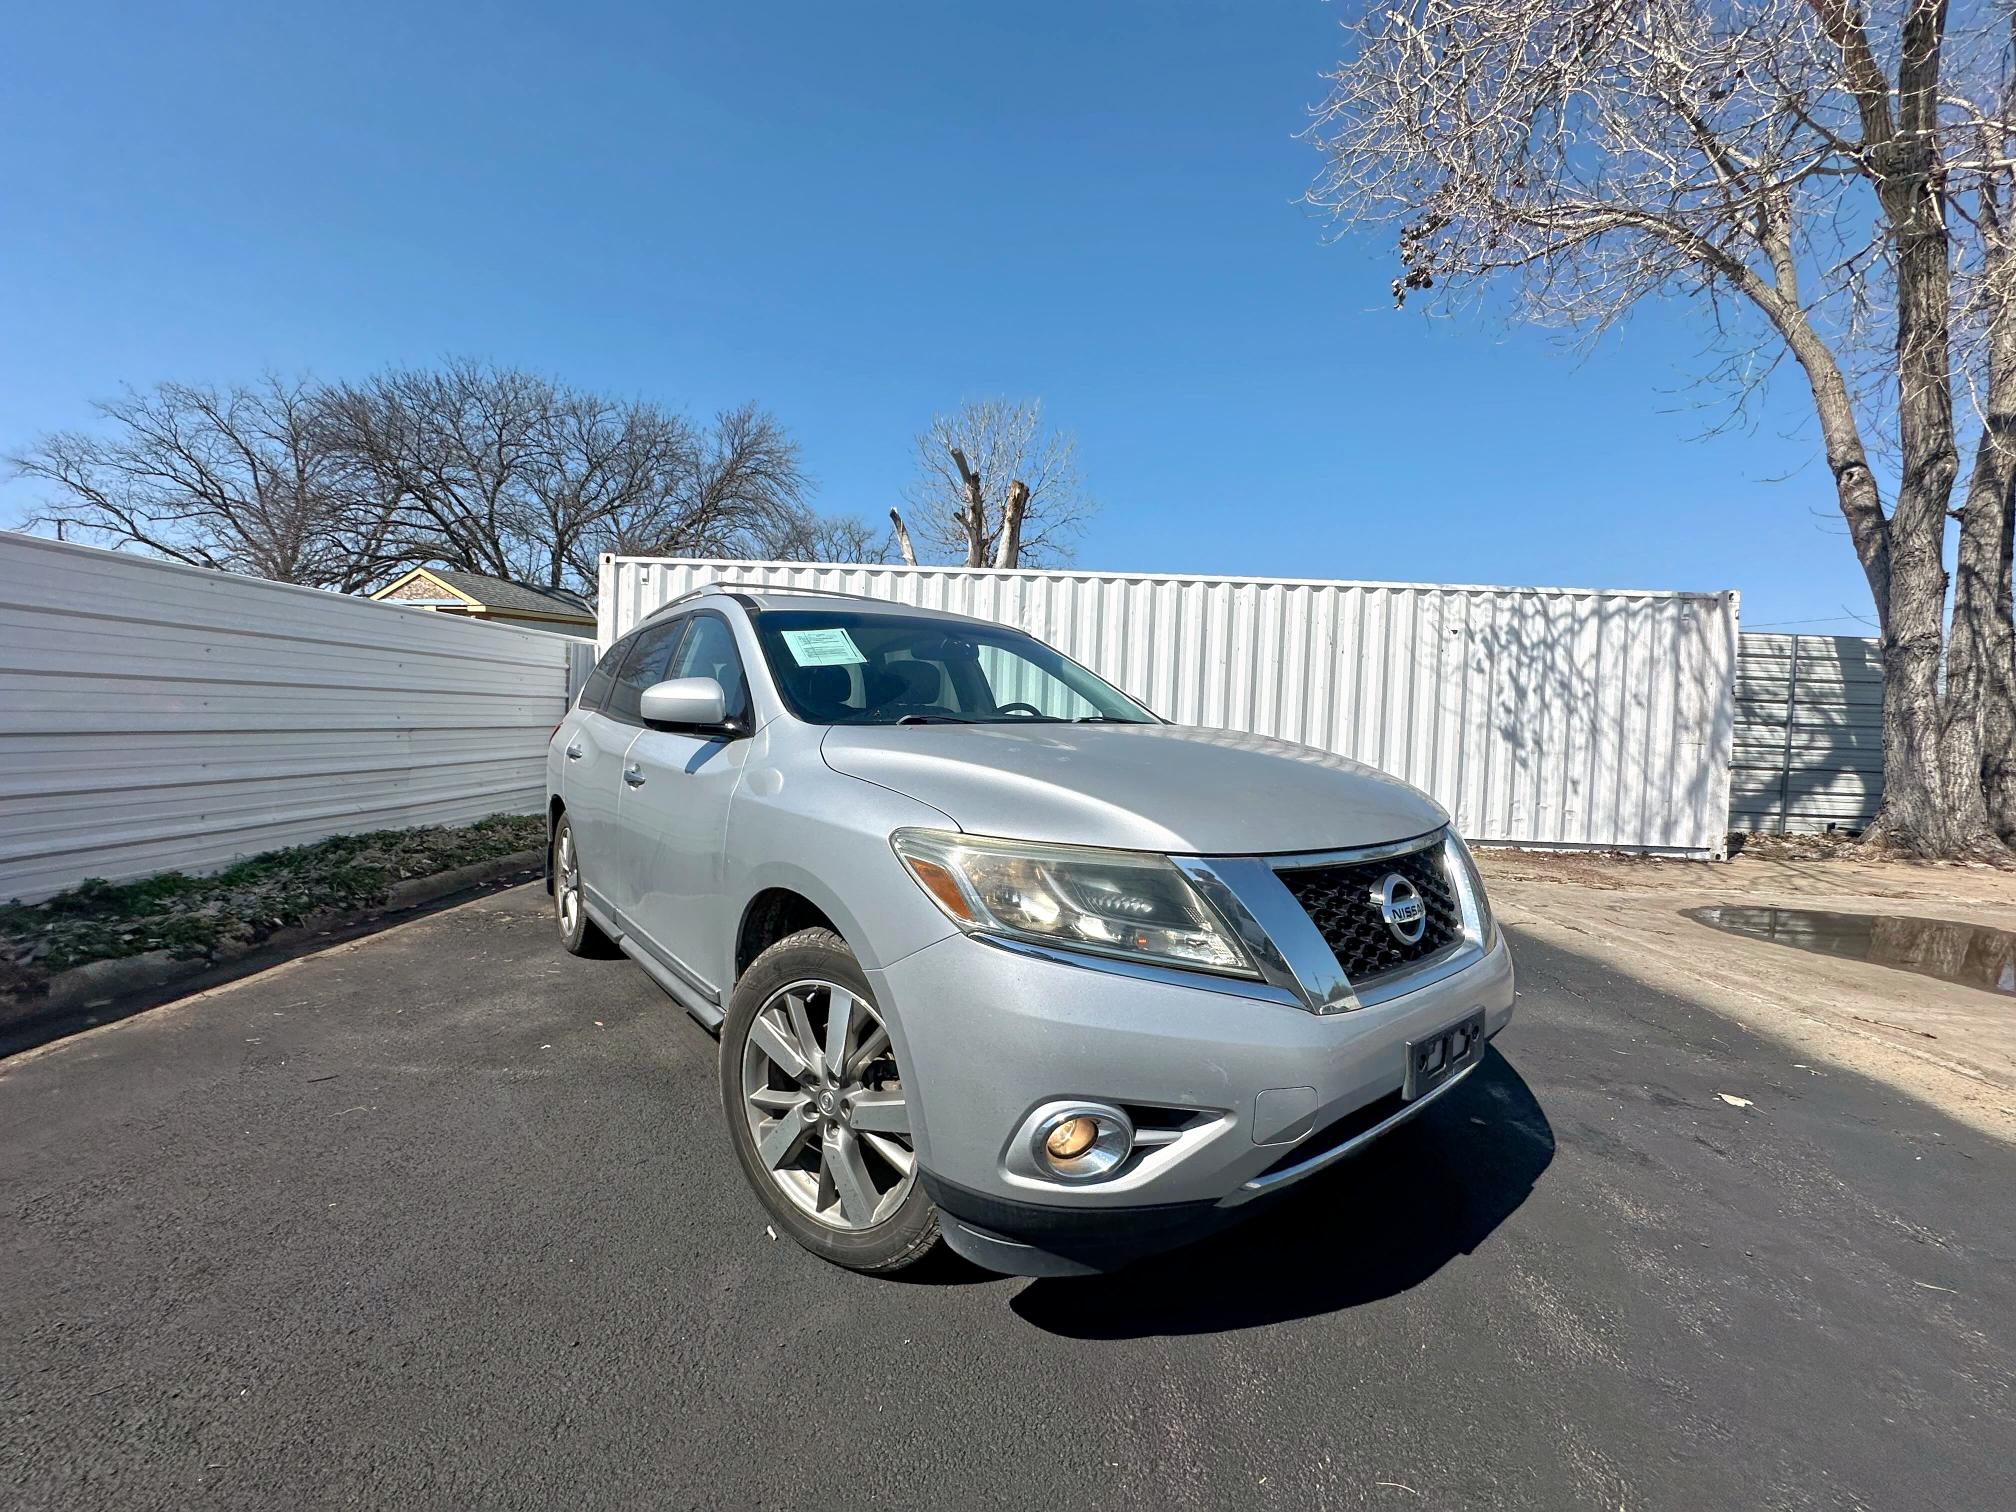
[561,638,598,701]
[1731,633,1883,832]
[0,533,589,903]
[602,557,1741,857]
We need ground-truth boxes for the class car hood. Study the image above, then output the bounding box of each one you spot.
[820,722,1446,856]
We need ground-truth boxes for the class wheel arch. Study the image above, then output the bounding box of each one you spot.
[727,864,889,986]
[735,884,852,980]
[723,858,950,1190]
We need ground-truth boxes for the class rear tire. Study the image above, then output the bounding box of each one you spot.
[552,813,618,958]
[720,927,939,1274]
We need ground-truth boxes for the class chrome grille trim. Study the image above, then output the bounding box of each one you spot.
[1273,840,1465,993]
[1261,828,1448,873]
[1181,829,1488,1015]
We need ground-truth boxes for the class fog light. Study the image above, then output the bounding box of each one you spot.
[1030,1105,1133,1182]
[1045,1115,1099,1161]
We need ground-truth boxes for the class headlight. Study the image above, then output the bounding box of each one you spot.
[890,828,1257,977]
[1443,829,1497,948]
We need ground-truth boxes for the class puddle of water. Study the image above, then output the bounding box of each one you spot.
[1684,906,2016,998]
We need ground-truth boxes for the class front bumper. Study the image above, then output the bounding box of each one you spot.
[867,927,1515,1276]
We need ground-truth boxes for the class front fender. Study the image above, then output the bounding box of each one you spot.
[722,764,963,1163]
[721,761,960,979]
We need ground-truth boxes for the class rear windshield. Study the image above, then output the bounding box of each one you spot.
[751,610,1157,727]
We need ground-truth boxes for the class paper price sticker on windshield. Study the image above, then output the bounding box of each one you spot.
[780,627,867,666]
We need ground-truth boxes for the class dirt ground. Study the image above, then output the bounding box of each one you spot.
[1476,845,2016,1140]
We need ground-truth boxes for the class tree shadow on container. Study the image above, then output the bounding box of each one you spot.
[1010,1048,1552,1339]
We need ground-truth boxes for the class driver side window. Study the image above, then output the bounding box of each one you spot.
[577,638,627,713]
[666,613,749,722]
[605,617,688,727]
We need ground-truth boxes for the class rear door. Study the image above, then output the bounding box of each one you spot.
[567,616,687,928]
[614,610,755,1000]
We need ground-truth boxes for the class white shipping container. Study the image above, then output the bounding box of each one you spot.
[601,556,1740,858]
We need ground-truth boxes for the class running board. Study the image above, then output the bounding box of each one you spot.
[585,897,725,1032]
[617,935,725,1031]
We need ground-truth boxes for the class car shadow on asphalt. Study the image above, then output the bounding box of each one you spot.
[1008,1048,1553,1338]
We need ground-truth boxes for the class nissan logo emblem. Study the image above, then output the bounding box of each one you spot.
[1372,873,1427,945]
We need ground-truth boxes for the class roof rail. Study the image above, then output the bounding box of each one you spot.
[703,580,901,604]
[636,579,905,624]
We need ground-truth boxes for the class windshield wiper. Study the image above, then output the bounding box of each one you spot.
[896,713,974,724]
[1074,715,1136,723]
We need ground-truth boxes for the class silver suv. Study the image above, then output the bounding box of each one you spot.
[546,584,1514,1277]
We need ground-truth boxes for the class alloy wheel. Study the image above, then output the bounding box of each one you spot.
[556,827,581,938]
[740,979,915,1230]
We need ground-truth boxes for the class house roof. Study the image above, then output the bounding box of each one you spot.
[375,567,595,620]
[425,569,593,617]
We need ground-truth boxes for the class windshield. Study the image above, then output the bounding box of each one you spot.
[752,610,1158,727]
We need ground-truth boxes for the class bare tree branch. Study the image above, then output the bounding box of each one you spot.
[889,506,919,566]
[319,367,821,589]
[9,375,400,591]
[994,480,1030,569]
[13,362,845,594]
[903,399,1093,568]
[750,503,890,563]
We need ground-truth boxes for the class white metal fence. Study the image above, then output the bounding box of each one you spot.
[601,557,1741,857]
[0,533,591,903]
[1732,633,1883,832]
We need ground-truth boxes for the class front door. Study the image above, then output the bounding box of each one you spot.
[614,610,754,1002]
[582,614,689,931]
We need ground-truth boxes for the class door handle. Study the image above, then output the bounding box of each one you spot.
[565,743,584,760]
[623,765,646,787]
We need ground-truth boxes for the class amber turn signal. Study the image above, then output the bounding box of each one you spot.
[901,855,976,922]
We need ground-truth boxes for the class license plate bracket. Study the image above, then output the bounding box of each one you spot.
[1404,1010,1486,1101]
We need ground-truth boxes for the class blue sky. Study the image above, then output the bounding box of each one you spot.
[1,0,1875,631]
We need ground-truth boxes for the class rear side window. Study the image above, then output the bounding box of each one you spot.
[604,617,688,726]
[577,640,628,712]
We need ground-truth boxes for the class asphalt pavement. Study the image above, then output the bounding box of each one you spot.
[3,883,2011,1511]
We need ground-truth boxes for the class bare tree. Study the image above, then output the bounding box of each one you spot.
[895,399,1092,568]
[321,366,819,589]
[10,376,397,591]
[1308,0,2016,856]
[17,361,852,595]
[536,390,704,587]
[319,360,586,587]
[753,505,890,563]
[583,403,813,568]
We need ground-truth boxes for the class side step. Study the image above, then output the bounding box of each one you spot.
[616,934,725,1032]
[585,895,725,1032]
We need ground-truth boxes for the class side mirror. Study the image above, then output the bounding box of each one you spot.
[639,676,736,733]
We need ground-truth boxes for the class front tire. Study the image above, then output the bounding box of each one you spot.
[720,927,939,1273]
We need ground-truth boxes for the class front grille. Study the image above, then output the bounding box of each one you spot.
[1276,841,1462,984]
